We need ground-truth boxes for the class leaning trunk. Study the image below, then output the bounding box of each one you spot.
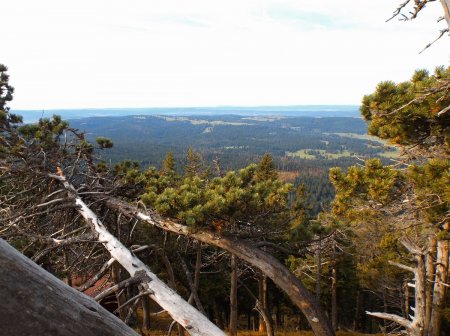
[131,209,334,336]
[255,300,275,336]
[105,197,335,336]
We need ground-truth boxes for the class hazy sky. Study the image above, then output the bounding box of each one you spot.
[3,0,448,109]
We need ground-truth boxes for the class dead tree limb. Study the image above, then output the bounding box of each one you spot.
[95,274,142,302]
[50,173,225,336]
[178,253,207,315]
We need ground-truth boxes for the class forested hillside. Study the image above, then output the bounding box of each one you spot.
[69,114,397,215]
[70,114,388,168]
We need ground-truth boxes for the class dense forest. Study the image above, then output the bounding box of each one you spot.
[68,114,397,215]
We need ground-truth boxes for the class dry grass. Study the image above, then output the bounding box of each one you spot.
[233,332,379,336]
[278,171,300,182]
[287,149,354,159]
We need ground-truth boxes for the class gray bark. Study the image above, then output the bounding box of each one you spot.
[440,0,450,32]
[428,230,449,336]
[331,241,337,331]
[425,236,437,332]
[0,238,138,336]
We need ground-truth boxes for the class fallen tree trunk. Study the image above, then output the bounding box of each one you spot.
[104,197,335,336]
[51,173,225,336]
[0,238,139,336]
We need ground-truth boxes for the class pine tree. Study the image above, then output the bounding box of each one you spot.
[185,147,203,178]
[256,153,278,181]
[162,151,176,174]
[330,66,449,335]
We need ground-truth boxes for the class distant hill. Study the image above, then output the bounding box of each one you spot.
[13,105,360,123]
[66,114,396,168]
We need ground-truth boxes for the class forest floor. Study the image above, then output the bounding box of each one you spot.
[134,308,381,335]
[138,331,381,336]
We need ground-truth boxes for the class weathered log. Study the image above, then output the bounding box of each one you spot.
[0,238,139,336]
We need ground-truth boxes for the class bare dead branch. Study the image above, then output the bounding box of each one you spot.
[419,28,449,53]
[78,258,115,292]
[366,311,411,328]
[389,261,416,273]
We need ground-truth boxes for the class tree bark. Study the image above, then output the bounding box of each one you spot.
[0,238,139,336]
[331,241,337,331]
[406,244,426,336]
[158,249,184,336]
[255,300,275,336]
[428,223,449,336]
[316,236,322,300]
[331,260,337,331]
[352,289,361,331]
[194,241,202,295]
[263,275,269,320]
[141,294,151,331]
[179,255,206,315]
[112,262,128,321]
[258,271,266,332]
[229,254,238,336]
[440,0,450,32]
[425,235,437,332]
[405,281,410,320]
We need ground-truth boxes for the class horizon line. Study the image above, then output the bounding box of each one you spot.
[12,104,360,111]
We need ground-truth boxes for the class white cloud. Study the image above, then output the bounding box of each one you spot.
[2,0,448,109]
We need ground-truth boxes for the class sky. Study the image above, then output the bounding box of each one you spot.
[3,0,449,109]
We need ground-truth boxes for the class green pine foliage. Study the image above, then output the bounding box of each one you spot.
[408,159,449,226]
[329,158,403,216]
[96,137,113,149]
[360,66,449,154]
[19,115,69,150]
[141,153,292,232]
